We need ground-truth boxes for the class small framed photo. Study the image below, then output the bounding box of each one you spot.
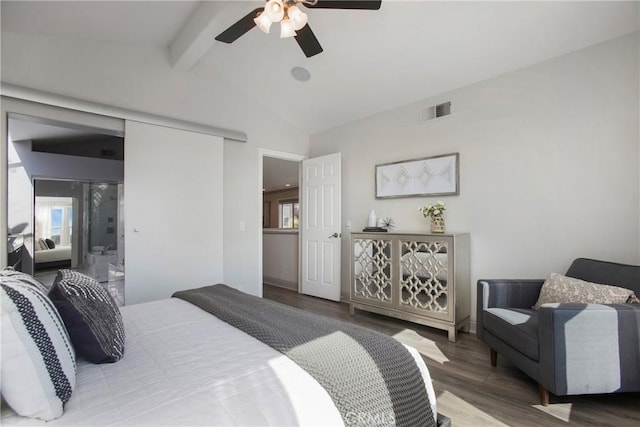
[375,152,459,199]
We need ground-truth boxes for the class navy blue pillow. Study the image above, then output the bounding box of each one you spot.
[48,270,124,364]
[45,238,56,249]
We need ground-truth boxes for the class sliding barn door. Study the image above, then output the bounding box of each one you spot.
[124,121,223,304]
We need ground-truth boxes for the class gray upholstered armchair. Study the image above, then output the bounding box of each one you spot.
[477,258,640,405]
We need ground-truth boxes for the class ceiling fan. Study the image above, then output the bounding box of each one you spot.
[215,0,382,58]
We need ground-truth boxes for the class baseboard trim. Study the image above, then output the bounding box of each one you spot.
[263,277,298,291]
[341,291,349,303]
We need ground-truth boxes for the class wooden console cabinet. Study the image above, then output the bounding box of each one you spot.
[350,232,470,342]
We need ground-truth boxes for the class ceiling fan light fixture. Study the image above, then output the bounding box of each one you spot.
[254,11,273,33]
[287,5,308,31]
[264,0,285,22]
[280,18,297,38]
[216,0,382,57]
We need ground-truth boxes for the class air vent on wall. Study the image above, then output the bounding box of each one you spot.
[421,101,452,122]
[436,101,451,117]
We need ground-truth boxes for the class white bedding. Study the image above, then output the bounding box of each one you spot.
[1,298,436,426]
[34,246,71,264]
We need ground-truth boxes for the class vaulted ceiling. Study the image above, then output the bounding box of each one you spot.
[2,1,638,134]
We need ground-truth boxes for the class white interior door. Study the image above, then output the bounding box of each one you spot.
[301,153,341,301]
[124,121,223,305]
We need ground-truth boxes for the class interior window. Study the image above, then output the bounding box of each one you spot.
[36,197,73,246]
[279,200,299,229]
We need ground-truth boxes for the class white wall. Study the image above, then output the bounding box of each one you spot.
[310,33,640,324]
[263,230,299,290]
[1,31,310,296]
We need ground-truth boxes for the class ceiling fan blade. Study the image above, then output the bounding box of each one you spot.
[303,1,381,10]
[215,7,263,43]
[294,24,323,58]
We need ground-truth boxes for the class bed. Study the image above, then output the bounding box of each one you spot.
[1,272,445,427]
[34,246,71,270]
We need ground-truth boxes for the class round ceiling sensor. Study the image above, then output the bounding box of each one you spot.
[291,66,311,82]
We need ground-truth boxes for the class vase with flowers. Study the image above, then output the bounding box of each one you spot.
[419,201,446,233]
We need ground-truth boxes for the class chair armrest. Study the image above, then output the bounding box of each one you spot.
[476,279,544,341]
[538,303,640,395]
[477,279,544,309]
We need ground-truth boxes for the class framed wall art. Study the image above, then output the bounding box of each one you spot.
[375,152,459,199]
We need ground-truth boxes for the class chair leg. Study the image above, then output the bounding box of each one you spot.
[490,348,497,367]
[539,384,549,406]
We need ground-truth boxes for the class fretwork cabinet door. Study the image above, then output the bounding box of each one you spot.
[397,235,453,323]
[351,237,394,308]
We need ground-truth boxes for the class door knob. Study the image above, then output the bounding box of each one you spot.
[328,232,340,238]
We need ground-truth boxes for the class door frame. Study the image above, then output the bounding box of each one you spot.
[258,148,306,298]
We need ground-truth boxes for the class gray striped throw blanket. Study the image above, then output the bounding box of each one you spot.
[173,284,436,427]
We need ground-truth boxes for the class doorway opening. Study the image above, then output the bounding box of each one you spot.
[34,194,75,271]
[7,113,125,303]
[260,150,304,297]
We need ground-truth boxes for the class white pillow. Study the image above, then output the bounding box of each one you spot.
[533,273,637,309]
[0,268,49,293]
[1,279,76,420]
[35,238,49,251]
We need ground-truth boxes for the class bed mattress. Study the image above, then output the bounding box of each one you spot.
[1,298,436,426]
[34,246,71,264]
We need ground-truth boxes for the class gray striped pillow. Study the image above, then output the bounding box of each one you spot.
[48,270,125,364]
[1,279,76,420]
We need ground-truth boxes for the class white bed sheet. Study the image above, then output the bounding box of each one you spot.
[2,298,436,426]
[34,246,71,264]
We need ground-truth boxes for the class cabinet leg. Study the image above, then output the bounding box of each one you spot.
[349,304,355,316]
[490,349,497,367]
[447,328,456,343]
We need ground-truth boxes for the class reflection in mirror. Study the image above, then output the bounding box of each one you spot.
[399,240,449,312]
[353,238,392,302]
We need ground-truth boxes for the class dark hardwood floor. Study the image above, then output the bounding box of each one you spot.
[263,284,640,427]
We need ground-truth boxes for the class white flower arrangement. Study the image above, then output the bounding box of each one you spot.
[419,201,446,218]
